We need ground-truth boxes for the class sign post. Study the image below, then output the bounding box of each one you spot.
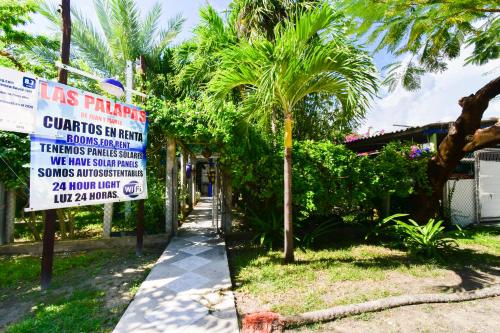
[41,0,71,290]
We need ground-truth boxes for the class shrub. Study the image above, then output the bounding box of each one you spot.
[248,210,283,250]
[394,218,460,257]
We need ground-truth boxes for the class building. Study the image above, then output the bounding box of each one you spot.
[345,119,500,226]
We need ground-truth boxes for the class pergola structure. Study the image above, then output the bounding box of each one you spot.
[164,139,232,238]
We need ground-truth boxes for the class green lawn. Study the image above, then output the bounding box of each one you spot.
[0,247,162,333]
[5,290,109,333]
[0,250,117,289]
[229,225,500,315]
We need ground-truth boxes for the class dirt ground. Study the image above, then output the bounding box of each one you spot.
[0,245,164,331]
[289,297,500,333]
[230,241,500,333]
[233,267,500,332]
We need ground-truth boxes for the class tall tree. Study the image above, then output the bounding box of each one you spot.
[230,0,318,40]
[209,4,378,262]
[344,0,499,91]
[40,0,184,79]
[344,0,500,221]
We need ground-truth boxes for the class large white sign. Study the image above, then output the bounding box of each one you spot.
[28,80,148,211]
[0,67,37,133]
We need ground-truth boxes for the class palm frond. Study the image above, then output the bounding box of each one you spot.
[71,7,118,76]
[138,1,162,51]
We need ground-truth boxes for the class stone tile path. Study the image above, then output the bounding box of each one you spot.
[113,198,239,333]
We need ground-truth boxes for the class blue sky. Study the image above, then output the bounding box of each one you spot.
[26,0,499,133]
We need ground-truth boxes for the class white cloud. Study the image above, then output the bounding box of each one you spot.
[360,51,500,134]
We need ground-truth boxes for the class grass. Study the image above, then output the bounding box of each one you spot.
[0,250,118,289]
[229,225,500,316]
[0,246,163,332]
[5,290,109,333]
[454,226,500,254]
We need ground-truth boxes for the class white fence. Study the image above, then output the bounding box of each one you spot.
[444,149,500,226]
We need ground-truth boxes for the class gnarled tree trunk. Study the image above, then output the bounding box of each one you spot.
[414,76,500,222]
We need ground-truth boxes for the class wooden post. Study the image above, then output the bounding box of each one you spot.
[180,148,187,217]
[173,150,178,234]
[191,154,197,206]
[41,0,71,290]
[165,138,177,236]
[187,155,193,211]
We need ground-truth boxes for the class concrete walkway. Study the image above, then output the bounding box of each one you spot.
[113,198,239,333]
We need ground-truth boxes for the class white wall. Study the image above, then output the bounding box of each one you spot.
[478,161,500,221]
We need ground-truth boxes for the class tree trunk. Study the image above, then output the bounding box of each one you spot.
[283,114,294,263]
[282,285,500,328]
[103,204,113,238]
[56,209,67,239]
[27,211,41,241]
[68,208,75,238]
[165,137,177,236]
[5,189,16,243]
[242,285,500,332]
[221,168,233,233]
[414,76,500,222]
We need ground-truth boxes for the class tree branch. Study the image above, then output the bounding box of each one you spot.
[463,122,500,152]
[0,50,25,71]
[434,75,500,169]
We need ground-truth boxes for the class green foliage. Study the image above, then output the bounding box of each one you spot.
[248,210,283,249]
[292,141,431,222]
[0,0,59,72]
[369,142,431,198]
[210,3,378,128]
[364,213,408,241]
[0,132,30,189]
[293,141,365,219]
[230,0,319,41]
[40,0,184,78]
[299,218,340,249]
[394,218,461,257]
[344,0,500,91]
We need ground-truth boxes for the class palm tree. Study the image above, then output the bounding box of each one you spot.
[230,0,317,41]
[174,5,237,97]
[40,0,184,79]
[209,4,378,262]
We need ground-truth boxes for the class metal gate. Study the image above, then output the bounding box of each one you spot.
[475,149,500,222]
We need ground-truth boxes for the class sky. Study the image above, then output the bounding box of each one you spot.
[25,0,500,134]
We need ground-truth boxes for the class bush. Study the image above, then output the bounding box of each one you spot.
[394,218,461,257]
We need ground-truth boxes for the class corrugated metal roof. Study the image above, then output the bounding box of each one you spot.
[345,118,499,144]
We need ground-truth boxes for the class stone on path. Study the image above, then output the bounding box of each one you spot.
[113,198,239,333]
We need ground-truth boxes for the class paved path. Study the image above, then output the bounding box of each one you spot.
[113,198,239,333]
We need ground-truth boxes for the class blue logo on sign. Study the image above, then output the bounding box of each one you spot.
[23,77,36,89]
[123,181,143,198]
